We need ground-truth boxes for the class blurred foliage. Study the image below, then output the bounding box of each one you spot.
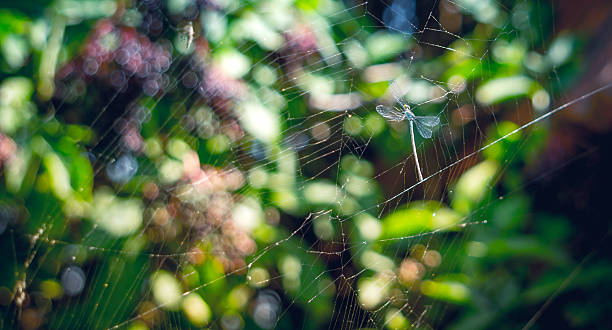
[0,0,609,329]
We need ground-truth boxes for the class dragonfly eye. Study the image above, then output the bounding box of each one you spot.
[403,104,410,110]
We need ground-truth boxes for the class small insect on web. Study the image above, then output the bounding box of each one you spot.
[182,21,194,50]
[376,80,440,182]
[150,6,197,52]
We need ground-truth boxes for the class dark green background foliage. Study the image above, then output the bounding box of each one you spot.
[0,0,611,329]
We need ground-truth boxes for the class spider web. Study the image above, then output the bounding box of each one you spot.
[1,0,611,329]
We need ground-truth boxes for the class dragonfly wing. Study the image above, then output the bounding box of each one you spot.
[415,116,440,127]
[414,120,433,138]
[376,105,405,121]
[388,80,409,108]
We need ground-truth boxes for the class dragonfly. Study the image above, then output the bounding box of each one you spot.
[376,82,440,182]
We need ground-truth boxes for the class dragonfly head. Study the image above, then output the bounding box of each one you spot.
[402,104,414,119]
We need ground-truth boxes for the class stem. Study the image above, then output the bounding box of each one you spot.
[410,120,424,182]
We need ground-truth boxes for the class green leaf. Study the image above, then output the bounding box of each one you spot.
[69,153,93,200]
[43,152,72,200]
[421,279,470,303]
[365,31,410,63]
[236,102,280,143]
[90,188,143,237]
[381,202,462,239]
[451,160,498,214]
[475,76,537,105]
[303,180,340,205]
[151,270,182,311]
[360,80,390,98]
[55,0,118,20]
